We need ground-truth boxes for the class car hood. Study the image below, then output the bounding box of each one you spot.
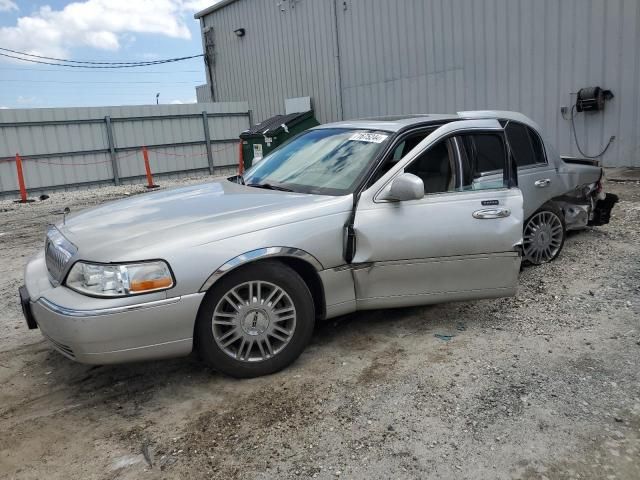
[58,180,351,262]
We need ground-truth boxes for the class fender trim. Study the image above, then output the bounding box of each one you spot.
[199,247,324,292]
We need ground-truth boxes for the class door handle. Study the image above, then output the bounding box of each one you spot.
[472,208,511,219]
[534,178,551,188]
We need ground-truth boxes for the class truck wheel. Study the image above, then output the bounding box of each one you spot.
[523,203,566,265]
[195,261,315,378]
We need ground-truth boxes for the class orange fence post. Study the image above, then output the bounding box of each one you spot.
[15,153,28,203]
[142,146,158,189]
[238,141,244,175]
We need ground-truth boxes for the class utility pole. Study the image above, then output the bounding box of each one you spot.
[203,25,216,102]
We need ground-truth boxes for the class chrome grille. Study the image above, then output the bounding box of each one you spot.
[44,227,77,285]
[45,240,66,281]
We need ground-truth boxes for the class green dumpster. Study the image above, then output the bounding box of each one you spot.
[240,110,319,171]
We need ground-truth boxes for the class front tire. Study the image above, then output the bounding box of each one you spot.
[195,261,315,378]
[522,203,566,265]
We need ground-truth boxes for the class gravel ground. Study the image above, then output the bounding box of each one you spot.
[0,177,638,480]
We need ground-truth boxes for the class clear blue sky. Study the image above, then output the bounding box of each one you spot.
[0,0,219,109]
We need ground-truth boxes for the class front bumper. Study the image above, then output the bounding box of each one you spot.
[19,285,38,330]
[23,252,205,365]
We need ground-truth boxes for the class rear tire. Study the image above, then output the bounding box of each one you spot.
[195,261,315,378]
[523,203,566,265]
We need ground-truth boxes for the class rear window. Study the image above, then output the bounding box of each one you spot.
[530,128,546,164]
[505,122,546,167]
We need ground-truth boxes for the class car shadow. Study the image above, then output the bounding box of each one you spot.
[5,300,462,426]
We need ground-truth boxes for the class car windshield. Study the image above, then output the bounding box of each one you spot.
[242,128,391,195]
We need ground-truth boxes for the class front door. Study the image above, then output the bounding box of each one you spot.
[352,119,524,310]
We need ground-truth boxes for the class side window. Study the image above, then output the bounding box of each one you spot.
[369,130,433,185]
[458,133,508,191]
[391,141,406,161]
[505,122,547,167]
[405,139,456,194]
[463,134,504,173]
[529,127,546,165]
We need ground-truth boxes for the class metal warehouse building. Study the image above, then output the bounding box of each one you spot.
[195,0,640,167]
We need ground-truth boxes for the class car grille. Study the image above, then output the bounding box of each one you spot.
[45,240,67,281]
[44,227,77,285]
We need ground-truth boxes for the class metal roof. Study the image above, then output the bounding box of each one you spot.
[314,111,541,133]
[315,114,458,133]
[457,110,542,132]
[194,0,240,19]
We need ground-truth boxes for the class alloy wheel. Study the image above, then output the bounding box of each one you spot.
[212,281,297,362]
[523,210,564,264]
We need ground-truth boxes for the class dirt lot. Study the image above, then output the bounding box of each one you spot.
[0,177,638,480]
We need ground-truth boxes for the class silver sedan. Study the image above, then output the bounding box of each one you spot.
[20,111,616,377]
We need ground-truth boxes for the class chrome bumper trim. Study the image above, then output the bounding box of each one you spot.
[36,295,199,318]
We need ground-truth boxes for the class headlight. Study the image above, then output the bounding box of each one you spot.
[65,261,174,297]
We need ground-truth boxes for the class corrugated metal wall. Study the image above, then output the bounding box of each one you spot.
[196,84,213,102]
[200,0,640,167]
[200,0,342,128]
[0,102,249,199]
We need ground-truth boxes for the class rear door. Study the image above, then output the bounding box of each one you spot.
[476,120,560,219]
[351,119,524,310]
[504,120,561,218]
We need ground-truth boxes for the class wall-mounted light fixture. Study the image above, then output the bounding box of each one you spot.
[234,28,246,37]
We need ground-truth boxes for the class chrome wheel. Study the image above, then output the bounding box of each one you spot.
[523,210,564,264]
[212,281,297,362]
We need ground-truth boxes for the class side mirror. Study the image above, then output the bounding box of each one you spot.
[380,173,425,202]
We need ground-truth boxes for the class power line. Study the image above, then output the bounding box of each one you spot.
[3,79,202,85]
[0,66,203,74]
[6,92,197,97]
[0,46,204,66]
[0,51,203,68]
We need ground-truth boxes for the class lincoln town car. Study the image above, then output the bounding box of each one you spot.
[20,111,617,378]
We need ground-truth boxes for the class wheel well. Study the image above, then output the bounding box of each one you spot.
[527,200,564,223]
[207,257,326,321]
[275,257,326,321]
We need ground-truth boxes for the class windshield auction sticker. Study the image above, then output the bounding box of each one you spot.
[349,132,389,143]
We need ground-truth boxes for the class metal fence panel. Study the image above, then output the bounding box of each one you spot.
[0,102,249,199]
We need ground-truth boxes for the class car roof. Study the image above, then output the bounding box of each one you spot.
[314,111,541,133]
[314,114,458,132]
